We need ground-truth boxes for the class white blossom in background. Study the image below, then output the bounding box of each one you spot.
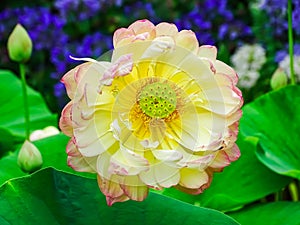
[237,71,260,89]
[231,44,266,89]
[30,126,60,141]
[279,55,300,81]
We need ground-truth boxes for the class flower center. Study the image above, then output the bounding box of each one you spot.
[139,82,177,118]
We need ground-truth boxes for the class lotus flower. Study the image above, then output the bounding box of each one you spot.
[59,19,243,206]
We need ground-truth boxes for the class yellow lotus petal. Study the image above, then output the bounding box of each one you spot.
[179,168,209,189]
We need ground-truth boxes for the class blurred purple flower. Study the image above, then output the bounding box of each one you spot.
[0,7,66,51]
[54,0,120,22]
[50,32,112,79]
[260,0,300,36]
[123,1,158,23]
[275,44,300,63]
[175,0,251,45]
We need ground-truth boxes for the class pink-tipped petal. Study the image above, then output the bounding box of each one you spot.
[113,28,134,48]
[106,195,129,206]
[224,143,241,162]
[175,30,199,52]
[128,19,155,35]
[113,20,156,48]
[66,138,97,172]
[155,22,178,36]
[179,168,209,189]
[209,151,231,170]
[102,54,133,80]
[198,45,217,61]
[59,101,74,137]
[61,62,91,99]
[215,60,239,85]
[176,170,212,195]
[200,73,243,116]
[97,174,125,202]
[121,176,149,201]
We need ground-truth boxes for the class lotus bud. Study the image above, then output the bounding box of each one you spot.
[270,68,288,90]
[17,140,43,173]
[7,24,32,63]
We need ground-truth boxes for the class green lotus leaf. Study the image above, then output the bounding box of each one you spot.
[240,85,300,179]
[0,167,239,225]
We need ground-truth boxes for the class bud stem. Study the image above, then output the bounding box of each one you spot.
[288,181,299,202]
[288,0,295,85]
[20,63,30,140]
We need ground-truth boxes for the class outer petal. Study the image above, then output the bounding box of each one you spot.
[97,174,129,206]
[175,30,199,53]
[176,169,213,195]
[59,101,74,137]
[128,19,155,35]
[72,90,116,157]
[61,62,91,99]
[197,45,217,61]
[208,150,231,170]
[155,22,178,36]
[224,143,241,161]
[113,19,156,48]
[179,168,209,189]
[198,73,243,116]
[121,176,149,201]
[215,60,239,85]
[106,195,129,207]
[66,138,97,172]
[113,28,134,48]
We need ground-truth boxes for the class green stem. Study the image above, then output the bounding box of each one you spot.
[274,191,282,202]
[288,0,296,85]
[20,63,30,140]
[289,181,299,202]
